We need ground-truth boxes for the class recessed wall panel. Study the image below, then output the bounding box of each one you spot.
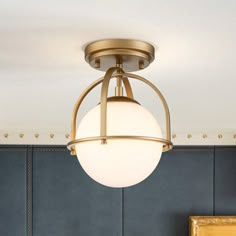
[124,147,214,236]
[215,147,236,214]
[0,146,27,236]
[33,146,122,236]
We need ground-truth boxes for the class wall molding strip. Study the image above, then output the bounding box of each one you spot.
[0,131,235,145]
[26,146,33,236]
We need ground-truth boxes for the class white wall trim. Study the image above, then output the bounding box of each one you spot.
[0,130,236,145]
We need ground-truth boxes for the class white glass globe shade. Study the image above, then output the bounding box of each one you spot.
[75,99,163,188]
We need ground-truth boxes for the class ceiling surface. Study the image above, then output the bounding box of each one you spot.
[0,0,235,145]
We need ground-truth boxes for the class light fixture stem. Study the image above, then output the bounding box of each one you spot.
[115,78,123,96]
[115,62,123,96]
[101,67,121,144]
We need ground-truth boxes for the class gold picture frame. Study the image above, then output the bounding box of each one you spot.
[190,216,236,236]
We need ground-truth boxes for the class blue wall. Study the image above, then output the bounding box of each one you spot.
[0,146,235,236]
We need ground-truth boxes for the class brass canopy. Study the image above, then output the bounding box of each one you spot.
[85,39,155,72]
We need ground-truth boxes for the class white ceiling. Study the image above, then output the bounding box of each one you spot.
[0,0,235,145]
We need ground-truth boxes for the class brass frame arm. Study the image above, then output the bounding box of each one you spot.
[100,67,120,143]
[68,68,172,155]
[69,67,133,154]
[112,72,172,142]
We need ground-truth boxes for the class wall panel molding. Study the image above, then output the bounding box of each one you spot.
[26,146,33,236]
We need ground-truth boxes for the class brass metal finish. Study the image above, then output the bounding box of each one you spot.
[69,70,135,155]
[67,136,173,152]
[67,68,172,155]
[68,39,172,156]
[120,76,134,98]
[112,72,172,143]
[115,65,123,96]
[85,39,155,72]
[139,60,145,69]
[100,67,121,144]
[94,59,100,68]
[115,86,123,96]
[103,96,140,104]
[190,216,236,236]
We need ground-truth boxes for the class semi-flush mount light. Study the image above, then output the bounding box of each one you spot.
[67,39,173,188]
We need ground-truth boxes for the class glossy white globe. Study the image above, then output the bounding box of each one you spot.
[75,99,163,188]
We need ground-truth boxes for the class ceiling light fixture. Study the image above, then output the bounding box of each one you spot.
[67,39,173,188]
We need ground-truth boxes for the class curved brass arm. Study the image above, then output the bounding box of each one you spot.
[69,69,172,155]
[70,67,133,153]
[70,77,104,154]
[100,72,172,143]
[100,67,121,143]
[121,76,134,99]
[121,72,171,142]
[100,68,135,144]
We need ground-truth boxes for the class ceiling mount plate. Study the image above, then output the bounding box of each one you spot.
[84,39,155,72]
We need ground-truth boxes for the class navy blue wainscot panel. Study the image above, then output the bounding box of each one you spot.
[0,146,27,236]
[124,147,214,236]
[215,147,236,215]
[33,146,122,236]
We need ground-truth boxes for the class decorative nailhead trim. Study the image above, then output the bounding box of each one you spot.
[0,132,236,145]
